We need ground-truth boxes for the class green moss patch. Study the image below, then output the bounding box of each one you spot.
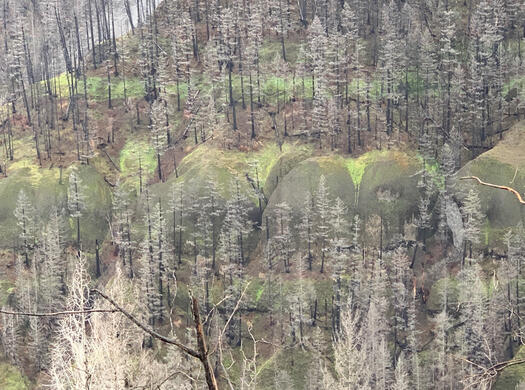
[457,149,525,248]
[0,164,66,248]
[176,142,310,203]
[264,155,356,223]
[0,363,30,390]
[0,280,14,307]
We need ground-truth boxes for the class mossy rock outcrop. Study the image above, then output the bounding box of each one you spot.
[264,155,356,222]
[355,150,420,238]
[426,277,460,313]
[456,121,525,247]
[264,149,419,242]
[135,143,311,258]
[0,163,111,252]
[0,164,65,248]
[172,142,312,203]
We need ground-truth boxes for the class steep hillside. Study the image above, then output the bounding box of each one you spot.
[0,0,524,388]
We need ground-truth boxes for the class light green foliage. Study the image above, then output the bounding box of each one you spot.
[0,280,14,306]
[0,363,30,390]
[416,154,444,190]
[503,74,525,97]
[42,73,146,101]
[260,40,301,64]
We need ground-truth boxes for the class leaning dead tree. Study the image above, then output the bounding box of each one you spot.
[460,176,525,204]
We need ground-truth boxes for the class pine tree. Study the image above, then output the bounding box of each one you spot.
[48,253,92,388]
[308,16,329,146]
[270,201,294,273]
[462,188,484,258]
[14,189,35,267]
[67,167,86,250]
[393,352,410,390]
[315,175,331,273]
[329,197,348,332]
[299,193,315,271]
[218,180,252,268]
[150,99,168,181]
[112,181,135,278]
[379,0,402,137]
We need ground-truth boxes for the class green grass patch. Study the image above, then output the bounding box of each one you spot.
[43,73,146,102]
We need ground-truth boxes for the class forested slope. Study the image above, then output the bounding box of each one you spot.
[0,0,524,388]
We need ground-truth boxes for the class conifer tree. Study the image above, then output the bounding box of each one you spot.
[150,99,168,181]
[462,188,484,258]
[315,175,331,273]
[14,189,35,267]
[68,167,86,250]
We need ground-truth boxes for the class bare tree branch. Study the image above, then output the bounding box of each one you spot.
[91,289,201,359]
[0,308,118,317]
[460,176,525,204]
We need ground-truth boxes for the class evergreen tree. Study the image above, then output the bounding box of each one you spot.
[14,189,35,267]
[67,167,86,250]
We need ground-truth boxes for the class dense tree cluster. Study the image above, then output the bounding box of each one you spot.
[0,0,523,170]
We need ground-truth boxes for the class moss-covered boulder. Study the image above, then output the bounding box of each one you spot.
[356,150,420,239]
[134,142,311,258]
[264,144,313,198]
[0,161,111,251]
[0,163,65,249]
[263,155,356,230]
[0,362,30,390]
[264,149,419,241]
[171,142,312,204]
[456,121,525,247]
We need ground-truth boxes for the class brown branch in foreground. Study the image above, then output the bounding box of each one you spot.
[0,309,118,317]
[462,357,525,389]
[191,295,219,390]
[93,289,219,390]
[460,176,525,204]
[91,289,201,359]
